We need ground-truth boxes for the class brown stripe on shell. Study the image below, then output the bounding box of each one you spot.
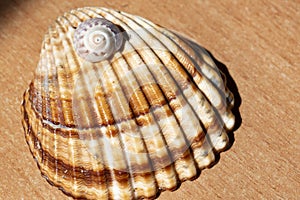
[94,83,116,126]
[23,93,181,199]
[115,10,214,126]
[114,44,182,190]
[116,10,231,152]
[57,14,110,197]
[99,10,199,134]
[70,12,158,198]
[24,118,125,199]
[29,86,71,127]
[133,14,235,131]
[77,8,184,193]
[90,8,201,185]
[50,24,75,127]
[27,83,189,141]
[25,91,189,173]
[57,14,134,199]
[38,32,52,181]
[54,13,180,198]
[99,8,197,180]
[89,46,159,198]
[97,7,219,172]
[29,48,192,132]
[24,95,116,171]
[167,34,235,129]
[44,27,63,183]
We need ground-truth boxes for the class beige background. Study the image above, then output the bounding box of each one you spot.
[0,0,299,199]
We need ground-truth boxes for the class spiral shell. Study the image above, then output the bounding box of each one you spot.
[21,7,235,200]
[73,17,124,62]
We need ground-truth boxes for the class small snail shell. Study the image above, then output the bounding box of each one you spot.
[73,18,124,62]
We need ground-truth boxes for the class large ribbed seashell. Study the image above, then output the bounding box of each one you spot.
[21,7,235,200]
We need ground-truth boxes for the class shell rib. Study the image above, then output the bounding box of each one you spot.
[21,7,235,200]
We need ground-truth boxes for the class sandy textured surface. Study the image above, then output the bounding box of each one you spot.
[0,0,299,199]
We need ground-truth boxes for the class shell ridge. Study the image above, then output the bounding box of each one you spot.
[91,61,140,199]
[55,15,96,197]
[23,97,113,198]
[46,36,62,128]
[103,61,161,199]
[177,36,235,130]
[110,9,216,167]
[177,35,225,87]
[155,31,231,150]
[47,25,65,185]
[117,11,234,169]
[155,28,235,131]
[69,16,150,195]
[56,17,111,197]
[56,15,114,198]
[127,15,232,150]
[111,55,172,170]
[101,8,202,182]
[78,8,161,199]
[69,10,137,196]
[111,52,181,179]
[163,33,230,112]
[97,5,183,170]
[39,31,52,181]
[65,13,136,199]
[52,21,76,126]
[87,7,184,194]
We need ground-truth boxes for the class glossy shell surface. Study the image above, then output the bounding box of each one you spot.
[21,7,235,200]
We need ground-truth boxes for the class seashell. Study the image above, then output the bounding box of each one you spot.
[21,7,235,200]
